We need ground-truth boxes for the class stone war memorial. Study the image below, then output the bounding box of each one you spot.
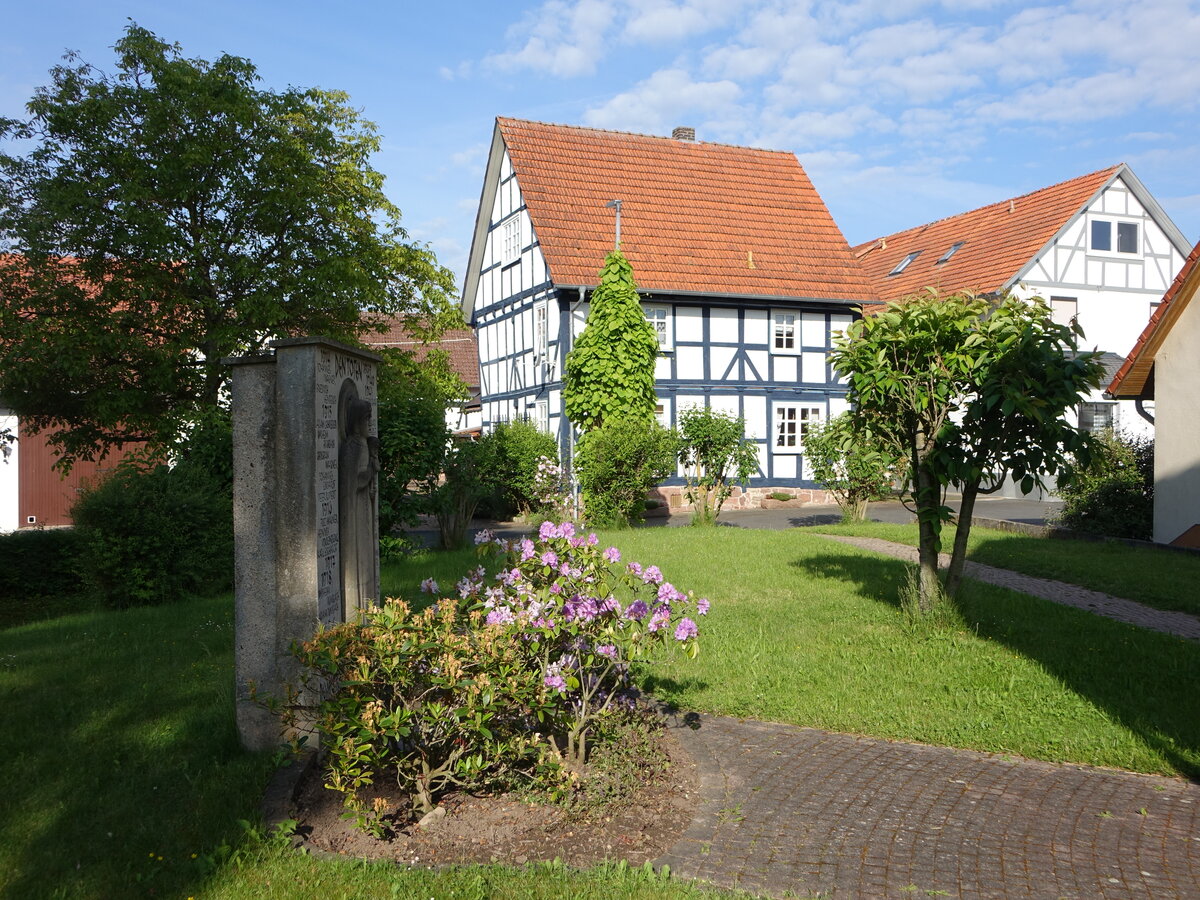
[227,337,381,751]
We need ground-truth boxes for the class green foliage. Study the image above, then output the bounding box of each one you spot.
[292,597,552,831]
[490,418,560,518]
[1056,430,1154,540]
[375,347,465,534]
[71,462,232,607]
[832,291,1102,606]
[563,251,659,432]
[676,406,759,526]
[574,418,678,528]
[0,23,458,468]
[432,435,500,549]
[0,528,85,628]
[804,412,901,522]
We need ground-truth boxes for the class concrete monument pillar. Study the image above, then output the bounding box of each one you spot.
[227,336,381,752]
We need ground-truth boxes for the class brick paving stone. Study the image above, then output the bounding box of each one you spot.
[816,534,1200,642]
[655,714,1200,899]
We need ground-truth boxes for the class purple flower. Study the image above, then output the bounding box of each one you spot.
[544,674,567,692]
[586,533,599,546]
[627,562,643,576]
[539,521,558,541]
[565,596,599,623]
[599,594,621,614]
[486,607,515,626]
[642,565,664,585]
[597,644,618,659]
[474,529,495,545]
[519,539,536,561]
[569,535,584,548]
[603,546,621,563]
[560,521,576,539]
[549,582,563,595]
[657,582,684,604]
[419,578,439,595]
[624,599,649,621]
[647,606,671,633]
[540,550,559,568]
[697,597,710,615]
[674,617,698,641]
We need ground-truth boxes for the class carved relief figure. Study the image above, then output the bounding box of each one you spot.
[338,396,380,618]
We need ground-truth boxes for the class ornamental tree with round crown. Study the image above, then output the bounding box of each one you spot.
[0,23,458,467]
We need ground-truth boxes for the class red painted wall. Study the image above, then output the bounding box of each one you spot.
[17,424,133,527]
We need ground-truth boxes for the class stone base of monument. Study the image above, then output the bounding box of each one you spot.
[226,337,381,752]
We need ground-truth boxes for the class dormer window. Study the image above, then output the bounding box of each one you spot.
[888,251,921,276]
[936,242,965,265]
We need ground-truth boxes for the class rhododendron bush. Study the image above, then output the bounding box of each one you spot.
[290,522,707,834]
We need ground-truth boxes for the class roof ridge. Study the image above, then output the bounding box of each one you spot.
[855,163,1124,250]
[496,116,795,158]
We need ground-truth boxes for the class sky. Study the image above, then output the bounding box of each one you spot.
[3,0,1199,292]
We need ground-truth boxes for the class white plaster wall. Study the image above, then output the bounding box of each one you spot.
[0,413,17,533]
[1152,300,1200,545]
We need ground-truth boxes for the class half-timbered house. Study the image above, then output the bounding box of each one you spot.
[461,118,874,506]
[854,165,1192,445]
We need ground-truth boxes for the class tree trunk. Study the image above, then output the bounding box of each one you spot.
[944,478,980,599]
[910,431,943,614]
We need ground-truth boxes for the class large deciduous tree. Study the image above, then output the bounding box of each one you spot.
[0,24,457,467]
[562,250,659,432]
[832,291,1102,610]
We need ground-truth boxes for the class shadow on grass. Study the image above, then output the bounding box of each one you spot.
[792,551,1200,780]
[0,598,275,898]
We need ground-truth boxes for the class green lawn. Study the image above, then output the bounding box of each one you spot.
[3,527,1197,897]
[815,521,1200,616]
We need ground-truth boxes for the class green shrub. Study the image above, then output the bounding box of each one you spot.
[575,418,677,528]
[0,528,88,628]
[489,419,559,518]
[676,406,758,526]
[1056,430,1153,540]
[432,435,500,549]
[72,463,232,607]
[803,412,902,522]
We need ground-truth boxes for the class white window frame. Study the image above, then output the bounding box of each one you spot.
[644,303,672,351]
[888,251,921,276]
[773,404,822,454]
[653,401,670,428]
[771,311,800,355]
[1049,296,1077,327]
[501,216,522,264]
[1079,401,1117,433]
[534,399,549,434]
[533,301,549,382]
[1089,217,1140,257]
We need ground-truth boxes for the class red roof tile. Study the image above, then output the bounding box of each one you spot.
[1107,238,1200,398]
[496,118,872,302]
[362,320,480,387]
[854,166,1122,302]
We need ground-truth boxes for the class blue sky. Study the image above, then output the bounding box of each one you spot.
[4,1,1199,291]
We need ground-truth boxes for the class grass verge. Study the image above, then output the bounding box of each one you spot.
[815,521,1200,617]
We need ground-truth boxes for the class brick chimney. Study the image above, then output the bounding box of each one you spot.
[672,126,696,141]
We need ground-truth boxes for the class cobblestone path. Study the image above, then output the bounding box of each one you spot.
[657,715,1200,899]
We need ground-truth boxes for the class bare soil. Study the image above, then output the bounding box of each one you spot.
[291,726,699,869]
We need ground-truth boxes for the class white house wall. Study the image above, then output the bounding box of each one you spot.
[1152,295,1200,545]
[1011,174,1184,444]
[0,412,17,533]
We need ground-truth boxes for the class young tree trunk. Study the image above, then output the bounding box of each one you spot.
[912,447,942,614]
[944,478,980,599]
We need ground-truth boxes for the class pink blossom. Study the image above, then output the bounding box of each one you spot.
[647,606,670,632]
[674,617,698,641]
[539,521,558,540]
[540,550,559,568]
[624,600,649,621]
[642,565,664,585]
[586,533,599,546]
[419,578,439,595]
[474,529,495,545]
[603,546,621,563]
[697,597,710,615]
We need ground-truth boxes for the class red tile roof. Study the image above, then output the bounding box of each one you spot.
[854,166,1122,302]
[496,118,872,302]
[1107,238,1200,398]
[363,320,480,387]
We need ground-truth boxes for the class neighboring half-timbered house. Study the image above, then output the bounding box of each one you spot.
[461,118,874,506]
[854,165,1191,445]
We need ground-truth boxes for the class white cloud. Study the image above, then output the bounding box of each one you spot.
[583,68,742,134]
[622,0,747,43]
[485,0,619,77]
